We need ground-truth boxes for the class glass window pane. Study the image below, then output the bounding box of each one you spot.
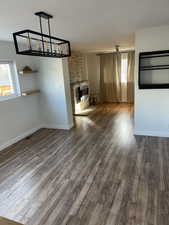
[121,53,128,83]
[0,64,14,96]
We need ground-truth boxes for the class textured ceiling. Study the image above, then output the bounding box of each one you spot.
[1,0,169,52]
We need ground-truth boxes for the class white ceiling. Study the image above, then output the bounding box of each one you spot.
[1,0,169,52]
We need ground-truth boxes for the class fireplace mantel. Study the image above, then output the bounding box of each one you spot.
[70,80,88,86]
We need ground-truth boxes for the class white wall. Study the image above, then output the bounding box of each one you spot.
[134,25,169,137]
[38,57,73,129]
[0,41,41,150]
[0,41,73,151]
[86,54,100,101]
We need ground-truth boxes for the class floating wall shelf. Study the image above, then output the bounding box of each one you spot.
[19,70,38,75]
[22,90,40,96]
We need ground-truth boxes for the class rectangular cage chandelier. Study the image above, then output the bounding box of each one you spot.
[13,12,71,58]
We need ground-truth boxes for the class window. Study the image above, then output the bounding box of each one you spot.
[0,61,20,101]
[121,53,128,83]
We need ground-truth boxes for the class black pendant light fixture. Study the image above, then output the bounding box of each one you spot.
[13,12,71,58]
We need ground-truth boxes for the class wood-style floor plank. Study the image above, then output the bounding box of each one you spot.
[0,103,169,225]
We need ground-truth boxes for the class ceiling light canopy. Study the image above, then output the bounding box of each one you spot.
[13,11,71,58]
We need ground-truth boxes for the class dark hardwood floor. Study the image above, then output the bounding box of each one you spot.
[0,104,169,225]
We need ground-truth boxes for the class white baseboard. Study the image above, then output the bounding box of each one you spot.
[0,125,43,152]
[43,122,74,130]
[134,130,169,138]
[0,122,74,152]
